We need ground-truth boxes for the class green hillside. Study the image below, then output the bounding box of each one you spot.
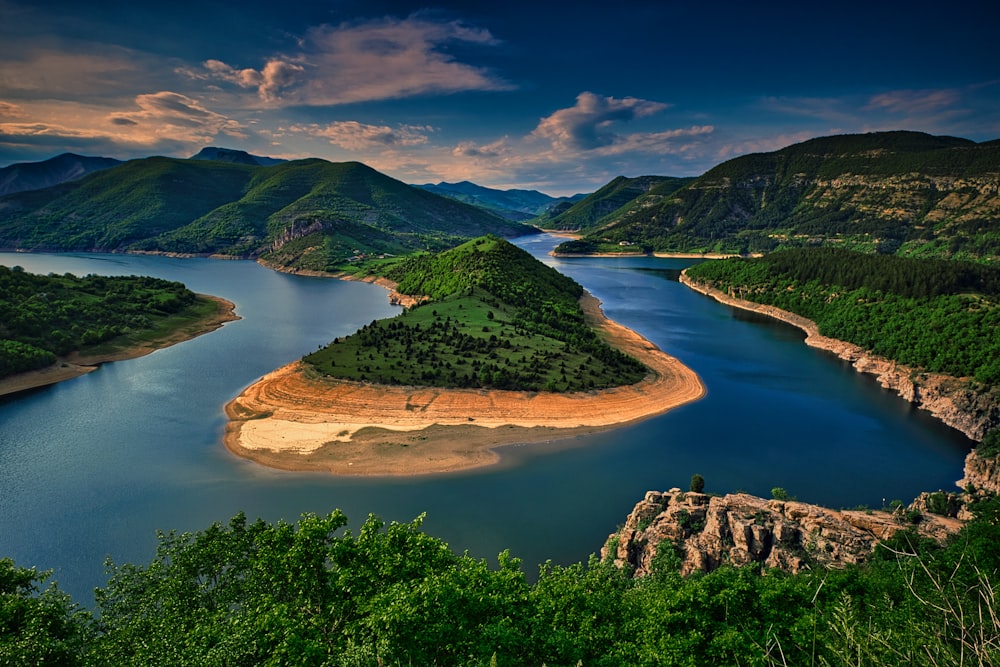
[303,236,646,392]
[684,248,1000,386]
[554,131,1000,260]
[536,175,692,232]
[0,265,219,379]
[0,157,533,271]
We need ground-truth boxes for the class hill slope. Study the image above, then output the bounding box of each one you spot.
[0,157,533,270]
[555,131,1000,260]
[536,175,693,232]
[0,153,122,196]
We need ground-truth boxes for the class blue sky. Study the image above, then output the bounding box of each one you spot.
[1,0,997,195]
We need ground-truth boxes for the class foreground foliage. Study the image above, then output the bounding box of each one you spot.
[3,497,1000,666]
[0,265,211,379]
[304,236,646,392]
[684,248,1000,386]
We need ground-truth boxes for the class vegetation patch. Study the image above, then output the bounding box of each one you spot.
[685,247,1000,386]
[0,265,212,379]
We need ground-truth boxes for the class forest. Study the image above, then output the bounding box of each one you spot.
[304,236,646,392]
[0,265,207,379]
[4,483,999,666]
[684,248,1000,386]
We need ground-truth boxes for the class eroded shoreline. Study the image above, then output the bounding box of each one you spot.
[224,292,706,476]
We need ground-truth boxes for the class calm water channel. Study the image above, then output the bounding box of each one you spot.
[0,234,972,603]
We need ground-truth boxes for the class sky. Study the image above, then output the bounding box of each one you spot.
[1,0,997,196]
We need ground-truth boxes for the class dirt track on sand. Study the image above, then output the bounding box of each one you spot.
[224,293,705,476]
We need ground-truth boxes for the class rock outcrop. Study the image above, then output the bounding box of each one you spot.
[603,489,964,577]
[959,449,1000,496]
[680,273,1000,442]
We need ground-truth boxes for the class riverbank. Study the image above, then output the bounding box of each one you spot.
[0,295,239,397]
[224,292,706,476]
[679,272,998,442]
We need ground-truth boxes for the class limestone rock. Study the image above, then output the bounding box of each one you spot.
[603,490,964,577]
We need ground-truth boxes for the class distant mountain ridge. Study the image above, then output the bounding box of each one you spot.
[537,175,694,232]
[554,131,1000,261]
[0,156,533,272]
[0,153,122,196]
[190,147,286,166]
[415,181,585,221]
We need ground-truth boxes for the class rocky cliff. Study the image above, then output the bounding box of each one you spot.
[603,489,964,577]
[679,273,1000,442]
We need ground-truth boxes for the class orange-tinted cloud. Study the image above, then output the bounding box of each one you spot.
[196,15,512,106]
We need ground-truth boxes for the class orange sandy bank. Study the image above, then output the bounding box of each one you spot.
[224,293,705,476]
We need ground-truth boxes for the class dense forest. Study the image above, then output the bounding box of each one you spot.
[303,236,646,392]
[684,248,1000,386]
[0,265,211,379]
[4,484,999,666]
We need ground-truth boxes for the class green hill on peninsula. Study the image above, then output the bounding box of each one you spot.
[303,236,646,391]
[0,156,533,272]
[554,131,1000,260]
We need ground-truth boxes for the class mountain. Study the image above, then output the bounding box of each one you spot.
[554,131,1000,260]
[536,175,694,232]
[189,146,285,166]
[415,181,584,221]
[0,153,122,196]
[0,157,534,271]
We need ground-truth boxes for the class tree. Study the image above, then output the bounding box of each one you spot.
[690,473,705,494]
[0,558,90,666]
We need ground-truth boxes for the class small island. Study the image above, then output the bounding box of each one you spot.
[0,265,238,396]
[225,237,704,475]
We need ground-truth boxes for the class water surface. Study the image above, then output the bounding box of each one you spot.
[0,238,971,602]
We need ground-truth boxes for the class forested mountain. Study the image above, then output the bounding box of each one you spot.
[554,131,1000,260]
[0,157,533,271]
[0,153,122,196]
[304,235,646,391]
[536,175,693,232]
[415,181,583,221]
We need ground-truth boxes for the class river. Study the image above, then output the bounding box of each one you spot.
[0,235,972,603]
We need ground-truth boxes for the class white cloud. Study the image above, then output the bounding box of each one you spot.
[291,120,433,150]
[531,92,671,150]
[196,15,511,106]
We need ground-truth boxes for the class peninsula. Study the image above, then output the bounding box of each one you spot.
[0,266,238,396]
[224,237,704,475]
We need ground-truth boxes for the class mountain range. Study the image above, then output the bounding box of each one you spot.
[552,131,1000,261]
[415,181,584,221]
[2,130,997,269]
[0,153,123,196]
[0,156,532,272]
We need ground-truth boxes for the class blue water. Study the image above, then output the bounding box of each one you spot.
[0,236,972,603]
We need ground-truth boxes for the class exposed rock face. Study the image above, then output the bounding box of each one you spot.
[680,274,1000,442]
[959,449,1000,496]
[603,489,963,577]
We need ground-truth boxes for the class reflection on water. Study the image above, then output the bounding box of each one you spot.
[0,239,972,603]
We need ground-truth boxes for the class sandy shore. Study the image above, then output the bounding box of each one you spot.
[224,293,705,476]
[0,295,239,397]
